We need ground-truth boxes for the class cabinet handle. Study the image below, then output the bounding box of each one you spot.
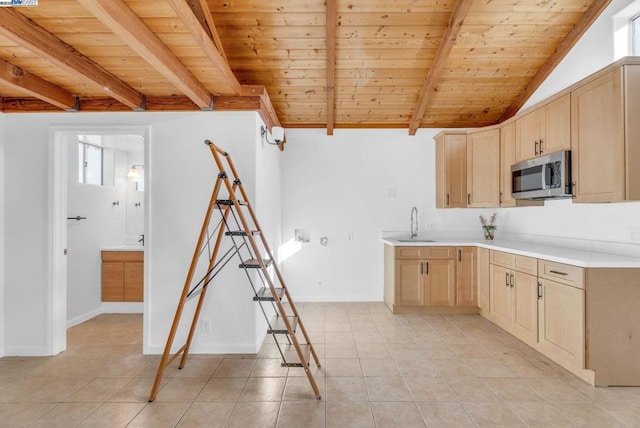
[499,192,502,204]
[458,249,462,262]
[571,181,576,198]
[534,140,539,155]
[539,138,543,154]
[510,273,514,287]
[549,269,568,276]
[467,193,471,205]
[420,262,423,275]
[426,262,429,275]
[446,193,450,206]
[538,281,543,299]
[505,272,510,287]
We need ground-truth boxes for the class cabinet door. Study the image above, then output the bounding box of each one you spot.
[447,134,468,208]
[515,110,540,162]
[124,262,144,302]
[456,247,477,307]
[538,279,585,368]
[396,259,424,306]
[500,122,516,207]
[467,129,500,207]
[571,68,625,203]
[435,133,467,208]
[540,94,570,155]
[510,272,538,344]
[489,264,511,329]
[102,262,124,302]
[424,259,455,306]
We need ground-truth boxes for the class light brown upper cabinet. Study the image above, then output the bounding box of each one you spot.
[515,94,571,162]
[467,129,500,207]
[435,132,467,208]
[571,64,640,203]
[500,122,516,207]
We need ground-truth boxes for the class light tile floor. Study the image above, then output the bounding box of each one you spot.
[2,303,640,427]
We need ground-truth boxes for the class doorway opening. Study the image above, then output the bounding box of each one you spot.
[49,126,149,355]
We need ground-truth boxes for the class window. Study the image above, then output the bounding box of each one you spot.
[633,14,640,55]
[78,139,103,185]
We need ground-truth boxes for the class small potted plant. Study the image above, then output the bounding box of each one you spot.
[479,213,497,240]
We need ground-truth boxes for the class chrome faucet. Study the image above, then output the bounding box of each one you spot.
[138,234,144,246]
[410,207,418,239]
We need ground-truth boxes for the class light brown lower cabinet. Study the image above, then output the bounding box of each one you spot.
[101,251,144,302]
[395,258,455,307]
[489,263,538,344]
[537,278,585,368]
[384,245,474,313]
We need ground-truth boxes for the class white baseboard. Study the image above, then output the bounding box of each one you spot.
[67,307,103,328]
[3,345,50,357]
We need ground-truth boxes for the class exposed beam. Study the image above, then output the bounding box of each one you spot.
[185,0,229,62]
[408,0,473,135]
[242,85,285,151]
[0,58,78,111]
[326,0,337,135]
[167,0,240,95]
[499,0,613,122]
[0,8,145,110]
[76,0,213,109]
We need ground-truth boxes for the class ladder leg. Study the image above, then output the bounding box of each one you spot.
[148,177,224,402]
[179,207,232,369]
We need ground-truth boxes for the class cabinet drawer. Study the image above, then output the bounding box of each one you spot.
[538,260,584,289]
[422,247,455,260]
[395,246,454,260]
[489,250,512,268]
[102,251,144,262]
[513,255,537,275]
[395,247,422,259]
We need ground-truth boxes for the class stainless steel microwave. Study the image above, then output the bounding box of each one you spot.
[511,151,572,200]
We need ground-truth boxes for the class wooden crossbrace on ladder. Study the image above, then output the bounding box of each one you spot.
[148,140,321,401]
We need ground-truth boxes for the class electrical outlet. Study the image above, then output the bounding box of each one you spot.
[199,319,211,333]
[427,222,436,231]
[347,232,354,241]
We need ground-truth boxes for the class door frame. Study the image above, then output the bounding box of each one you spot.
[48,125,150,355]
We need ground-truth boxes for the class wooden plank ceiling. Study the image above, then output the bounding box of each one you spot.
[0,0,611,134]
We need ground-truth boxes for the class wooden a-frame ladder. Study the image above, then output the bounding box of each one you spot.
[148,140,321,401]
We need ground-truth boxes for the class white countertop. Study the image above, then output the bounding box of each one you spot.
[102,246,144,252]
[382,237,640,268]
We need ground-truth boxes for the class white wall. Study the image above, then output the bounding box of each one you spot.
[2,110,281,356]
[66,143,129,325]
[280,0,640,302]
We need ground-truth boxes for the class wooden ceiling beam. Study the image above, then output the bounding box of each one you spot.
[499,0,613,121]
[0,58,78,111]
[242,85,285,151]
[408,0,473,135]
[76,0,214,109]
[0,8,145,110]
[326,0,337,135]
[167,0,240,95]
[183,0,229,62]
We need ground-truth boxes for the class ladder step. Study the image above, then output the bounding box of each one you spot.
[239,259,273,269]
[267,316,298,334]
[253,287,284,301]
[282,344,311,367]
[215,199,248,207]
[225,230,261,236]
